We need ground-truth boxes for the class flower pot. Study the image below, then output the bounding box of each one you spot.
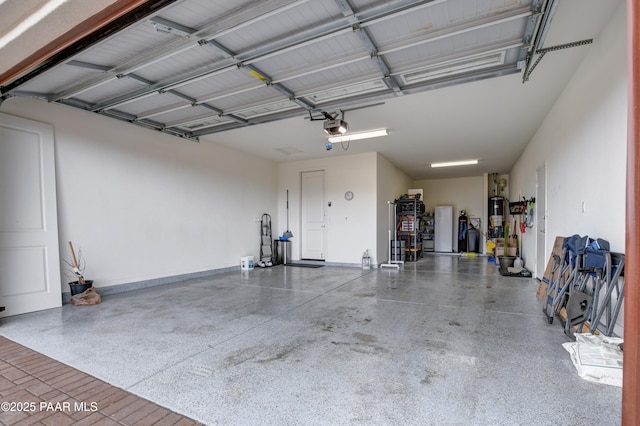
[69,280,93,296]
[498,256,516,269]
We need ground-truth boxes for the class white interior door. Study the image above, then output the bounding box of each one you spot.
[0,113,61,317]
[435,206,453,252]
[536,165,547,279]
[301,170,326,260]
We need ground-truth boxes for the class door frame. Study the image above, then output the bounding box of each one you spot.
[535,164,547,279]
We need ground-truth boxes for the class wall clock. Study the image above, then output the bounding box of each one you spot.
[345,191,354,201]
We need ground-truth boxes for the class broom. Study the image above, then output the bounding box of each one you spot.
[68,241,85,284]
[283,189,294,239]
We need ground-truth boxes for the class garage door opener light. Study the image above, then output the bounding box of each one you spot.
[323,119,348,135]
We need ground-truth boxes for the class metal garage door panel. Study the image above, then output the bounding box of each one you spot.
[178,72,257,102]
[134,44,230,83]
[255,32,367,81]
[213,1,338,54]
[14,66,92,96]
[74,22,175,69]
[72,77,148,106]
[113,92,191,117]
[216,88,284,113]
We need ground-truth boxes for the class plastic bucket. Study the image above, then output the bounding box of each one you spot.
[241,256,254,270]
[69,280,94,296]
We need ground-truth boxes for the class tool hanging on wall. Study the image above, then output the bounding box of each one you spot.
[525,198,535,228]
[282,190,294,239]
[509,197,535,232]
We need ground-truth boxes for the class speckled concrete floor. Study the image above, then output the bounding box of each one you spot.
[0,255,622,425]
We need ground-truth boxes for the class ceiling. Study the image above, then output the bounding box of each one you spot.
[0,0,621,180]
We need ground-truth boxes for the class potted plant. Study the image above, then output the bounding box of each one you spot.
[65,241,93,296]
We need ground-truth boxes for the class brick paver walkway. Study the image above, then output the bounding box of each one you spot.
[0,336,201,425]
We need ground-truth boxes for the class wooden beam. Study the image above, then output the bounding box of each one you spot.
[623,0,640,424]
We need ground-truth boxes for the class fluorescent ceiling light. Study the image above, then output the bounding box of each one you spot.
[328,129,388,143]
[431,159,478,168]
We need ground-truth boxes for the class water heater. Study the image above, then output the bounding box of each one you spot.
[488,196,505,239]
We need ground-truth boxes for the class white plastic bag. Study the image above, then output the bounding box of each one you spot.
[70,287,101,306]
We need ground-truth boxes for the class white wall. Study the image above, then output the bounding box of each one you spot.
[278,152,411,265]
[377,154,414,263]
[414,176,485,251]
[509,2,627,268]
[1,97,278,291]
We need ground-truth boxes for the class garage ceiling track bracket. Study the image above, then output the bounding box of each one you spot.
[523,38,594,82]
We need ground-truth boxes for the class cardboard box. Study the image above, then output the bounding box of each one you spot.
[495,247,517,257]
[494,236,517,257]
[536,281,548,300]
[495,237,517,247]
[543,236,565,283]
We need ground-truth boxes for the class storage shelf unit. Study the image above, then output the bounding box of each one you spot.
[396,195,425,261]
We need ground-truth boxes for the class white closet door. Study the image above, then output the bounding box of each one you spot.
[435,206,453,253]
[0,113,61,317]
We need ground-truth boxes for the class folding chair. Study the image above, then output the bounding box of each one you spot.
[590,252,625,337]
[562,246,608,337]
[543,235,587,324]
